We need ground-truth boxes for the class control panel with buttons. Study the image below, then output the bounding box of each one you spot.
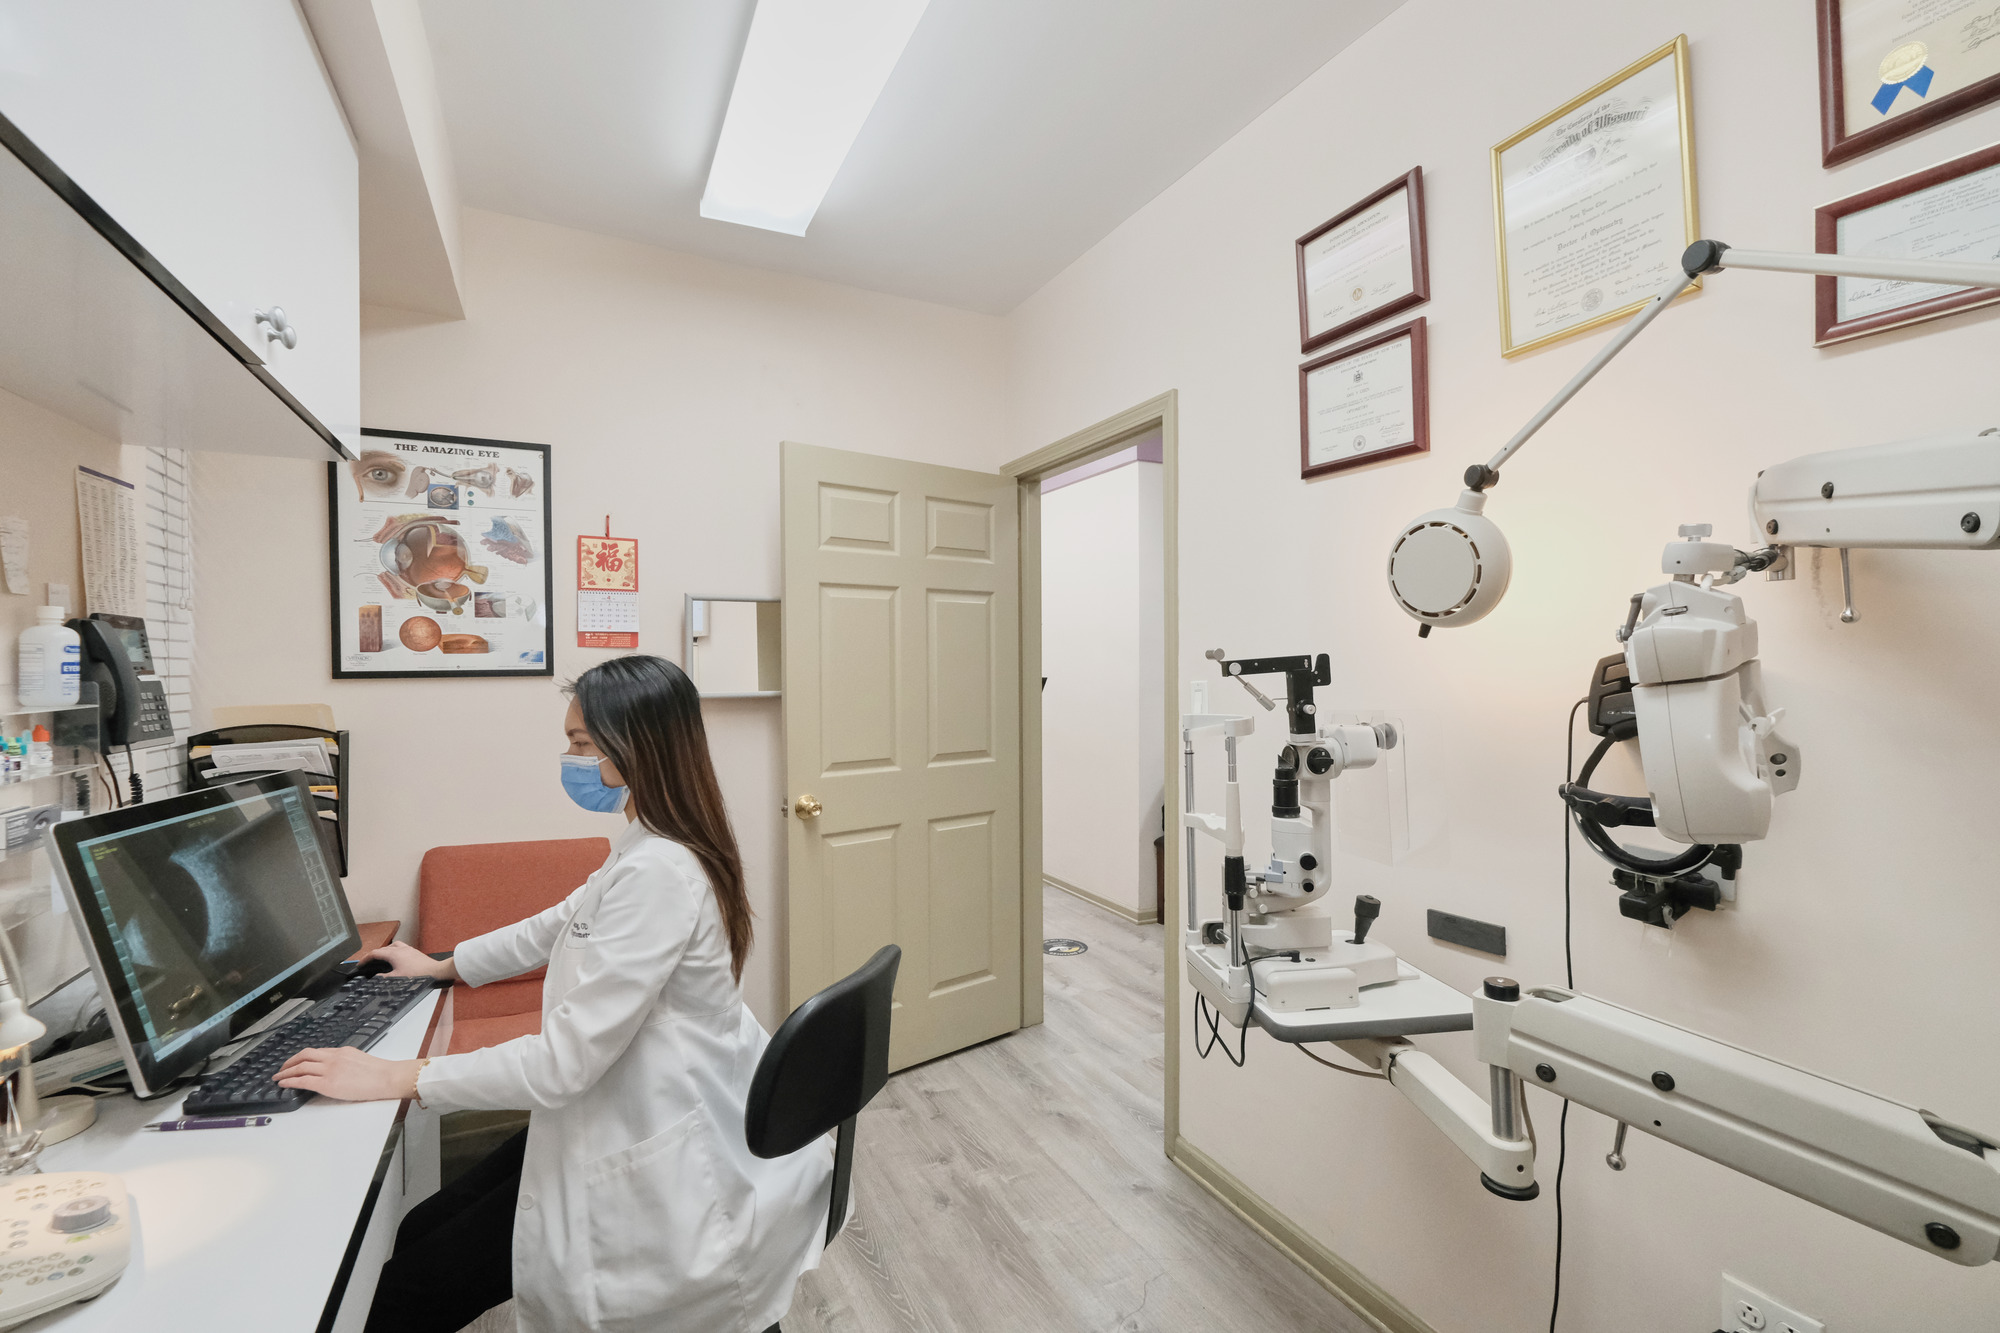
[0,1172,130,1329]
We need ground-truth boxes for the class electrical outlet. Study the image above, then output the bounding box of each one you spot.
[1720,1275,1824,1333]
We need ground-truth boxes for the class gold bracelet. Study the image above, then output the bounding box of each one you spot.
[411,1057,432,1107]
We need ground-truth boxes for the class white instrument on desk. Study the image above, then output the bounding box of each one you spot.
[0,1173,131,1327]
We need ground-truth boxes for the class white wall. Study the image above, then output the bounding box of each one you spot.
[1008,4,2000,1330]
[193,207,1009,1027]
[1041,460,1164,919]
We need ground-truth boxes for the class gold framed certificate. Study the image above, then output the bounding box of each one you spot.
[1818,0,2000,167]
[1296,168,1430,353]
[1299,317,1429,480]
[1814,141,2000,345]
[1491,36,1700,358]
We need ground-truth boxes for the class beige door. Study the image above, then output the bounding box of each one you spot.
[782,441,1021,1070]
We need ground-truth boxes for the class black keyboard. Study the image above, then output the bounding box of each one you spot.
[181,975,438,1116]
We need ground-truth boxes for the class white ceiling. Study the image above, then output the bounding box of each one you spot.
[419,0,1403,314]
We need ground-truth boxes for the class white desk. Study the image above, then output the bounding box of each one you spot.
[24,989,451,1332]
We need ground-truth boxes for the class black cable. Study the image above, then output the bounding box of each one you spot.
[1564,699,1583,990]
[97,755,124,808]
[1192,991,1248,1066]
[1245,950,1299,999]
[1550,1100,1569,1333]
[125,742,143,803]
[1191,950,1301,1069]
[1550,697,1585,1333]
[1297,1043,1389,1080]
[1566,735,1715,878]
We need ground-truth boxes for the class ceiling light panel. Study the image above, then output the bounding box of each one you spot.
[700,0,931,236]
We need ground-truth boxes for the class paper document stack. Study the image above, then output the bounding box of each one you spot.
[200,738,337,779]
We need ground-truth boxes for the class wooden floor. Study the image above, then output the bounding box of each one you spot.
[779,887,1374,1333]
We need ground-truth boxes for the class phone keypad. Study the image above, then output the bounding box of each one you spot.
[135,682,173,740]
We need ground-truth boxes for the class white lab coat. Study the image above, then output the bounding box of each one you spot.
[416,821,833,1333]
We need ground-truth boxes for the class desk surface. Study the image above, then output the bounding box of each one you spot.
[25,991,441,1333]
[1251,961,1475,1043]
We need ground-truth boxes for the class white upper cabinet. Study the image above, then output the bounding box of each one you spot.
[0,0,360,451]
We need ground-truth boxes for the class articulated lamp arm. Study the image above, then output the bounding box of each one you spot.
[1388,241,2000,632]
[1349,976,2000,1265]
[1473,241,2000,491]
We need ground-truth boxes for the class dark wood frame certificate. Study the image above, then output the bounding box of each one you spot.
[1299,317,1429,480]
[1814,141,2000,345]
[1492,36,1699,357]
[1818,0,2000,167]
[328,428,556,679]
[1296,168,1430,353]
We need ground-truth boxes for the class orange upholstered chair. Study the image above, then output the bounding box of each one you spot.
[418,837,611,1055]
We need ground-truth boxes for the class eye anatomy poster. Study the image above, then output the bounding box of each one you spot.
[329,429,555,678]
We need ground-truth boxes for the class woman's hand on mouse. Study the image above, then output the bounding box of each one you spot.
[364,941,460,983]
[276,1047,424,1103]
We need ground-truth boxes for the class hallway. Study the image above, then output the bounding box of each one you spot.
[783,887,1373,1332]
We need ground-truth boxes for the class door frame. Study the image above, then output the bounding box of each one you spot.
[999,391,1178,1139]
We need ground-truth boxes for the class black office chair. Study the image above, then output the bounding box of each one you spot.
[746,943,900,1262]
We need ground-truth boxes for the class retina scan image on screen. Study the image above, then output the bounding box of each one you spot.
[73,786,349,1058]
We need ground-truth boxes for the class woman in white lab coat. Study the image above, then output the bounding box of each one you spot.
[277,655,833,1333]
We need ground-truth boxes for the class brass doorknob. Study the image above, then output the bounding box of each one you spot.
[793,794,822,820]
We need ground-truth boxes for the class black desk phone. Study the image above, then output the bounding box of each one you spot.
[68,612,174,748]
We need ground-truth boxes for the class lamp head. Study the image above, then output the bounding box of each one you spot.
[1387,489,1513,632]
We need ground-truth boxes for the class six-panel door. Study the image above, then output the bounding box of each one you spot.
[782,442,1022,1070]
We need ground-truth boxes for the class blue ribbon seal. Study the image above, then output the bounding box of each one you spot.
[1872,62,1935,115]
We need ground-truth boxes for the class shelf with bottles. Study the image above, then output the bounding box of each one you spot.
[0,684,101,788]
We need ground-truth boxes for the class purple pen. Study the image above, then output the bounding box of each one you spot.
[143,1116,276,1131]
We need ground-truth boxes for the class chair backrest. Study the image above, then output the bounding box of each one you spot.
[746,944,900,1158]
[418,837,610,955]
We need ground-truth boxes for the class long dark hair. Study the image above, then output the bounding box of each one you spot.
[568,656,752,981]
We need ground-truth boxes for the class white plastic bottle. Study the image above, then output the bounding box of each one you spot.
[17,606,81,708]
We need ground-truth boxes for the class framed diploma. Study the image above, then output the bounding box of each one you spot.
[1492,36,1700,358]
[1818,0,2000,167]
[1299,317,1429,480]
[329,428,555,679]
[1814,141,2000,345]
[1296,168,1430,353]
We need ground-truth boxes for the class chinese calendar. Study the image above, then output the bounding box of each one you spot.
[577,534,639,648]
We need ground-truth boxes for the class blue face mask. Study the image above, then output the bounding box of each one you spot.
[560,754,629,813]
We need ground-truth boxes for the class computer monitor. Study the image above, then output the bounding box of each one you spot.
[48,771,360,1097]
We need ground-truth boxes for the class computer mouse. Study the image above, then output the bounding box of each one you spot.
[353,957,394,977]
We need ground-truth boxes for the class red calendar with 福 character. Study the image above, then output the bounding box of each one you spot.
[577,534,638,649]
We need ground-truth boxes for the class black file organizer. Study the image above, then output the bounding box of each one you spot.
[185,724,351,877]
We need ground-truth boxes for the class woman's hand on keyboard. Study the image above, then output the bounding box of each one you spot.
[366,941,460,983]
[275,1047,423,1103]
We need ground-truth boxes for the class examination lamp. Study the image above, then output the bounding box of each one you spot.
[1386,241,2000,634]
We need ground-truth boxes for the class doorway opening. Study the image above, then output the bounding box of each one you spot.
[1037,432,1166,929]
[999,391,1179,1139]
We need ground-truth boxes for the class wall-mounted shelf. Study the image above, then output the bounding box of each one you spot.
[0,760,98,790]
[685,594,782,699]
[0,697,100,719]
[0,684,103,798]
[0,110,349,460]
